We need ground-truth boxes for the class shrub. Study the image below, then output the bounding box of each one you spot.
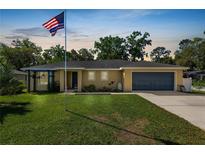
[98,86,111,92]
[0,64,25,95]
[0,78,25,95]
[82,84,96,92]
[112,88,122,92]
[53,81,60,92]
[192,79,205,89]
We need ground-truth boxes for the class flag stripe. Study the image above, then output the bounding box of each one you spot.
[49,24,64,33]
[44,19,57,29]
[43,18,56,27]
[45,21,58,29]
[42,12,64,36]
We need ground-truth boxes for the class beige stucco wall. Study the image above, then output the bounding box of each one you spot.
[54,70,60,82]
[59,70,65,92]
[57,68,184,92]
[123,69,184,92]
[176,70,183,90]
[81,70,123,90]
[59,70,82,92]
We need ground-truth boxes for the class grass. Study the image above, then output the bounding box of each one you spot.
[192,79,205,88]
[191,90,205,95]
[0,94,205,145]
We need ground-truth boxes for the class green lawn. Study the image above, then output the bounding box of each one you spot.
[0,94,205,145]
[191,90,205,95]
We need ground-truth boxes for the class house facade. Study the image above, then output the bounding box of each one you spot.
[21,60,188,92]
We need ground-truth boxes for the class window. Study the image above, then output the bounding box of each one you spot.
[88,71,95,81]
[101,71,108,81]
[39,72,48,85]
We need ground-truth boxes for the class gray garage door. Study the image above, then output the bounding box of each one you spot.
[132,72,174,90]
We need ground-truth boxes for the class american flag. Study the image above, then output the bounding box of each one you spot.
[43,12,64,36]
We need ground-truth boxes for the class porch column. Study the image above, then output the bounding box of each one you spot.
[59,70,65,92]
[33,72,36,92]
[78,70,82,92]
[28,70,31,92]
[123,70,132,92]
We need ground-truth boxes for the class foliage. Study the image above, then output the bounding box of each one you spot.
[0,63,25,95]
[98,86,112,92]
[68,48,95,61]
[0,39,43,70]
[192,79,205,88]
[69,49,80,60]
[1,30,204,72]
[94,31,152,61]
[150,47,174,64]
[76,48,94,61]
[175,32,205,70]
[94,36,128,60]
[42,45,95,63]
[126,31,152,61]
[82,84,96,92]
[53,81,60,92]
[42,44,65,64]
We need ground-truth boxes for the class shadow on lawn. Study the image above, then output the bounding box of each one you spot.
[0,102,31,125]
[65,109,179,145]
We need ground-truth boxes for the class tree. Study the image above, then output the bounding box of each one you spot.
[77,48,94,61]
[175,32,205,70]
[94,35,128,60]
[43,45,95,63]
[0,39,43,70]
[68,48,95,61]
[126,31,152,61]
[69,49,81,61]
[150,47,174,64]
[42,44,65,64]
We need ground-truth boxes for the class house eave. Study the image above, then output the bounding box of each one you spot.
[21,66,189,71]
[120,67,189,70]
[85,68,121,70]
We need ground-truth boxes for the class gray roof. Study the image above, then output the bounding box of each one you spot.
[21,60,186,71]
[13,70,27,75]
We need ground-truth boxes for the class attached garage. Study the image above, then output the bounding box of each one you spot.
[132,72,174,91]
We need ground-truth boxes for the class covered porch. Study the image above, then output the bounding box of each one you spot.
[27,69,82,92]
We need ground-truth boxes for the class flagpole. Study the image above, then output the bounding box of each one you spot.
[64,10,67,93]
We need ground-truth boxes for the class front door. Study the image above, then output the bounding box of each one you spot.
[72,72,78,89]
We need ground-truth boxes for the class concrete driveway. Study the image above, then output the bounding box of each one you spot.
[137,91,205,130]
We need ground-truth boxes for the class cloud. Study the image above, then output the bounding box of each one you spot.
[94,9,164,21]
[66,28,89,38]
[4,35,28,40]
[12,27,89,39]
[12,27,49,37]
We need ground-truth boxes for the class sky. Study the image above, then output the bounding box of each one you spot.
[0,9,205,57]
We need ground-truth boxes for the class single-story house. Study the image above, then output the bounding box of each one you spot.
[21,60,188,92]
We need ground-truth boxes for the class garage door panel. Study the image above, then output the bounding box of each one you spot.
[132,72,174,90]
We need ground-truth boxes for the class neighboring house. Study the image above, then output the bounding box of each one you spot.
[184,71,205,80]
[21,60,188,92]
[13,70,27,85]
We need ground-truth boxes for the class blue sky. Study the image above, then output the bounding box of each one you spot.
[0,9,205,56]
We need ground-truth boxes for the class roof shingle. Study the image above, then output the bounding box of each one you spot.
[21,59,185,71]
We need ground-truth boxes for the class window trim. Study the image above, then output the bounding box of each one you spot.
[88,71,96,81]
[101,71,108,81]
